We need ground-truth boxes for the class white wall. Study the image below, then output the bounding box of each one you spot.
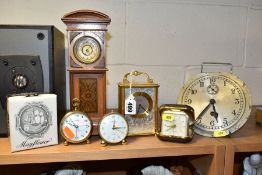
[0,0,262,109]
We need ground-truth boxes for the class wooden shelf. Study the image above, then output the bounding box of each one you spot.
[217,107,262,175]
[11,110,262,175]
[0,134,225,174]
[4,108,262,175]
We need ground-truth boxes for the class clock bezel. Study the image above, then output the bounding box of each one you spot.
[70,32,103,67]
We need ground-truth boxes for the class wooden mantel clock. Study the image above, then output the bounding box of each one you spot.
[62,10,111,134]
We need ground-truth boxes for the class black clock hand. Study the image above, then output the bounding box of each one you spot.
[113,118,116,128]
[196,103,211,122]
[137,104,143,113]
[165,124,176,130]
[138,104,149,115]
[75,127,78,139]
[113,126,126,129]
[69,118,78,128]
[67,122,75,128]
[195,99,217,123]
[209,99,218,122]
[210,103,218,122]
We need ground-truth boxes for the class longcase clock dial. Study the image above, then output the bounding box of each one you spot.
[73,36,101,64]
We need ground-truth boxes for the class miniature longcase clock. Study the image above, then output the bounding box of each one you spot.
[118,71,159,136]
[62,10,111,134]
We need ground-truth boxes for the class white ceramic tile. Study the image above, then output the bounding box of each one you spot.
[0,0,126,65]
[251,0,262,7]
[126,2,247,66]
[245,8,262,67]
[106,65,184,108]
[127,0,250,6]
[234,68,262,105]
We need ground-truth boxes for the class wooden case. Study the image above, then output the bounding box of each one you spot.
[69,70,106,134]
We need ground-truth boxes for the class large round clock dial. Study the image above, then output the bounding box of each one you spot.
[73,36,101,64]
[177,72,251,137]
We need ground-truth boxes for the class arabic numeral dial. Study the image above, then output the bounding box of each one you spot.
[177,72,251,137]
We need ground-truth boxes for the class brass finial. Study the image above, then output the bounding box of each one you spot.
[72,98,80,111]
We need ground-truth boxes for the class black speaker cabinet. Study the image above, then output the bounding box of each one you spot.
[0,25,66,136]
[0,55,44,108]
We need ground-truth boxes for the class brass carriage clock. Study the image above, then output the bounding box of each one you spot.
[60,98,93,145]
[62,10,111,134]
[118,71,159,136]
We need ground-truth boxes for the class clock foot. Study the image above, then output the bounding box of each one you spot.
[86,139,91,144]
[122,139,127,145]
[64,141,69,146]
[101,140,107,146]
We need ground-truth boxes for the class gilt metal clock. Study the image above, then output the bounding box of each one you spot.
[177,63,252,137]
[99,113,128,146]
[118,71,159,136]
[62,10,111,134]
[60,98,92,145]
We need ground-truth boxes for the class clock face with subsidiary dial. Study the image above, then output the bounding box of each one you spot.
[177,72,252,137]
[60,111,92,143]
[73,36,101,64]
[99,113,128,144]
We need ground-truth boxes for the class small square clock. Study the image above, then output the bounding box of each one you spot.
[156,104,195,143]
